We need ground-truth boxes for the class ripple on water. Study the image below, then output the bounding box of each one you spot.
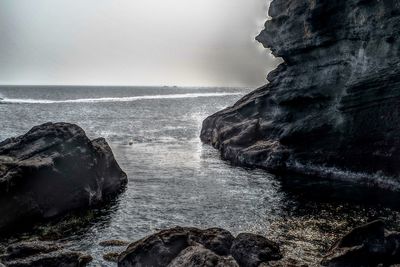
[1,87,400,266]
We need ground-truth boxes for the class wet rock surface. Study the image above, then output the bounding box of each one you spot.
[103,252,121,263]
[0,241,92,267]
[322,220,400,266]
[200,0,400,186]
[0,122,127,233]
[231,233,282,267]
[1,241,62,262]
[118,227,282,267]
[168,246,239,267]
[99,240,130,247]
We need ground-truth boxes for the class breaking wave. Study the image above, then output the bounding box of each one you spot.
[0,92,242,104]
[288,161,400,191]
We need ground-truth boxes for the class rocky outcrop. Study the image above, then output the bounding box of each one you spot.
[322,220,400,266]
[168,246,239,267]
[231,233,282,267]
[0,122,127,233]
[200,0,400,186]
[118,227,282,267]
[0,241,92,267]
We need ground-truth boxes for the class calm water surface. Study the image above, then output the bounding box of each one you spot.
[1,86,400,266]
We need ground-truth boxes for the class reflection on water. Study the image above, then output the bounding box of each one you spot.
[0,86,400,266]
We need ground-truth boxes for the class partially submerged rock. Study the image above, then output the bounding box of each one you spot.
[103,252,121,263]
[0,241,92,267]
[99,240,130,247]
[118,227,282,267]
[0,122,127,233]
[1,241,62,262]
[322,220,400,266]
[3,251,92,267]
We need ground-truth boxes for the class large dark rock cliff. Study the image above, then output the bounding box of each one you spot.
[201,0,400,187]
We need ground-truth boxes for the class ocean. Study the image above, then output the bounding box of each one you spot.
[1,86,400,266]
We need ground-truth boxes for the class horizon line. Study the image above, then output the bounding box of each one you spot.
[0,84,252,89]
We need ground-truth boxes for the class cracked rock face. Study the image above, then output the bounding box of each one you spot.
[201,0,400,185]
[0,122,128,233]
[118,227,282,267]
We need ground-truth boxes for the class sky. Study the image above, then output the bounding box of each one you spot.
[0,0,279,88]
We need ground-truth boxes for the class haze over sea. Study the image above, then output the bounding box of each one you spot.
[1,86,400,266]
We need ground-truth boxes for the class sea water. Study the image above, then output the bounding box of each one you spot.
[1,86,400,266]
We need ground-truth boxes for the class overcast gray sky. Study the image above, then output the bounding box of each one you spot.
[0,0,278,87]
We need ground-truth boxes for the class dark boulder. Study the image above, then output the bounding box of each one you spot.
[322,220,400,266]
[118,227,280,267]
[230,233,282,267]
[0,122,127,233]
[331,220,385,249]
[189,228,234,256]
[200,0,400,187]
[118,227,191,267]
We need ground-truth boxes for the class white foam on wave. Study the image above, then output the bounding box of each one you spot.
[0,92,242,104]
[288,161,400,191]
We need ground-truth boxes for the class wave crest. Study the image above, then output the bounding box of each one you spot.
[0,92,242,104]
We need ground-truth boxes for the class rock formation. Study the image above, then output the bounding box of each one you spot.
[200,0,400,186]
[0,241,92,267]
[118,227,282,267]
[322,220,400,266]
[0,122,127,233]
[114,223,400,266]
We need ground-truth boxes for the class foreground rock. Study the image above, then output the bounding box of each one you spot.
[99,239,130,247]
[0,241,92,267]
[231,233,282,266]
[200,0,400,186]
[322,220,400,266]
[118,227,282,267]
[0,122,128,233]
[168,246,239,267]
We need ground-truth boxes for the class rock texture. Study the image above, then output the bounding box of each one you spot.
[168,246,239,267]
[322,220,400,266]
[118,227,282,267]
[201,0,400,185]
[99,240,130,247]
[0,241,92,267]
[231,233,282,267]
[0,122,127,233]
